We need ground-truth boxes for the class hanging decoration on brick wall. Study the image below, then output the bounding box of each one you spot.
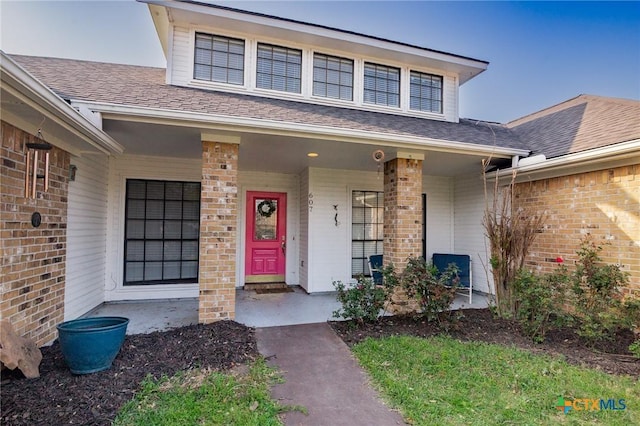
[24,129,52,199]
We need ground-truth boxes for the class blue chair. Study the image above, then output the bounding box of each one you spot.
[432,253,473,304]
[368,254,384,285]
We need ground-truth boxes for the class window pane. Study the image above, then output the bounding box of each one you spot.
[163,262,181,280]
[145,262,162,281]
[164,221,182,238]
[126,241,144,261]
[164,241,181,261]
[145,241,163,261]
[146,200,164,219]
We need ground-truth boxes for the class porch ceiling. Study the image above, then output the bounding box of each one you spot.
[103,119,503,177]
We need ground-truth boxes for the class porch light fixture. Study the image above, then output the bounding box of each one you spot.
[307,152,319,157]
[24,129,53,199]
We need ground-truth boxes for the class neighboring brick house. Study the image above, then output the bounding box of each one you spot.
[1,0,638,345]
[506,95,640,297]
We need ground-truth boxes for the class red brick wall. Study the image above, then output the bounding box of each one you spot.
[1,121,70,346]
[198,141,238,322]
[515,164,639,298]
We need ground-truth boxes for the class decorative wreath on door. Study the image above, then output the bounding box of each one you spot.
[257,199,277,218]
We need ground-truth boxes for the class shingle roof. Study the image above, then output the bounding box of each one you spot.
[10,55,522,151]
[507,95,640,159]
[10,55,639,159]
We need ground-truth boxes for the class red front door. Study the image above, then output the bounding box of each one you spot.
[245,191,286,283]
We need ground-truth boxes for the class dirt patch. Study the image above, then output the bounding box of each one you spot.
[330,308,640,377]
[1,321,258,426]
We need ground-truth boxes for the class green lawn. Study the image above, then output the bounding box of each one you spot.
[353,335,639,426]
[114,359,286,426]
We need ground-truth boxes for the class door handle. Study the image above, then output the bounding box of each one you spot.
[281,236,286,254]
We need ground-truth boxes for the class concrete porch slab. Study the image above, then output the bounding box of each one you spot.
[86,288,489,334]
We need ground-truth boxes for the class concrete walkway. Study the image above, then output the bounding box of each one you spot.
[256,323,405,426]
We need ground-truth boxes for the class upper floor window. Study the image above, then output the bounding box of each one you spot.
[256,43,302,93]
[410,71,443,113]
[194,33,245,85]
[363,62,400,107]
[313,53,353,101]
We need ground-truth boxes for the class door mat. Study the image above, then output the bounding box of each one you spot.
[254,287,295,294]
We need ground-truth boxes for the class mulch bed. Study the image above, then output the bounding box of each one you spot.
[2,310,637,425]
[1,321,258,426]
[330,308,640,377]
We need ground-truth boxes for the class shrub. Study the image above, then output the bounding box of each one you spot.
[332,276,387,323]
[571,236,630,343]
[391,257,459,324]
[513,267,570,342]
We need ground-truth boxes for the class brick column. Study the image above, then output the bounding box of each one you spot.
[383,156,423,314]
[383,157,423,268]
[199,141,238,323]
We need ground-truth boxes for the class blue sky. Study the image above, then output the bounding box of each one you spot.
[1,1,638,123]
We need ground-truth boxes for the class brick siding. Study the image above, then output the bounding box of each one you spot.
[515,164,639,298]
[1,121,70,346]
[383,157,423,313]
[198,141,238,322]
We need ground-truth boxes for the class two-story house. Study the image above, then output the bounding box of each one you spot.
[2,0,638,346]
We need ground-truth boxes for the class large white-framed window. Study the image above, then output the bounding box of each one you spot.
[410,70,443,113]
[313,53,354,101]
[363,62,400,107]
[124,179,201,286]
[351,190,384,277]
[256,43,302,93]
[194,32,245,85]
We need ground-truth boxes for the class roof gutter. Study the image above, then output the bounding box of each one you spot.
[0,51,124,156]
[71,99,529,158]
[494,139,640,182]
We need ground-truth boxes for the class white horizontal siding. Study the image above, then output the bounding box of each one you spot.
[299,168,309,291]
[308,168,384,292]
[105,154,202,301]
[238,171,299,287]
[170,26,191,87]
[65,153,109,320]
[443,75,459,122]
[454,173,493,293]
[424,175,454,257]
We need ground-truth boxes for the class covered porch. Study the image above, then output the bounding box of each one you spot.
[87,288,490,334]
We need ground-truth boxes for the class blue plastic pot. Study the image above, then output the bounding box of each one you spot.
[56,316,129,375]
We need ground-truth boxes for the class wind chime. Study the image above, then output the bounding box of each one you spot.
[24,129,53,199]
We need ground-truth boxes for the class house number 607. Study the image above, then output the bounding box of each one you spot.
[308,193,313,212]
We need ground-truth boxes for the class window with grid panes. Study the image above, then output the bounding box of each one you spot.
[256,43,302,93]
[124,179,200,285]
[194,33,244,85]
[363,62,400,107]
[410,71,443,113]
[352,191,384,277]
[313,53,353,101]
